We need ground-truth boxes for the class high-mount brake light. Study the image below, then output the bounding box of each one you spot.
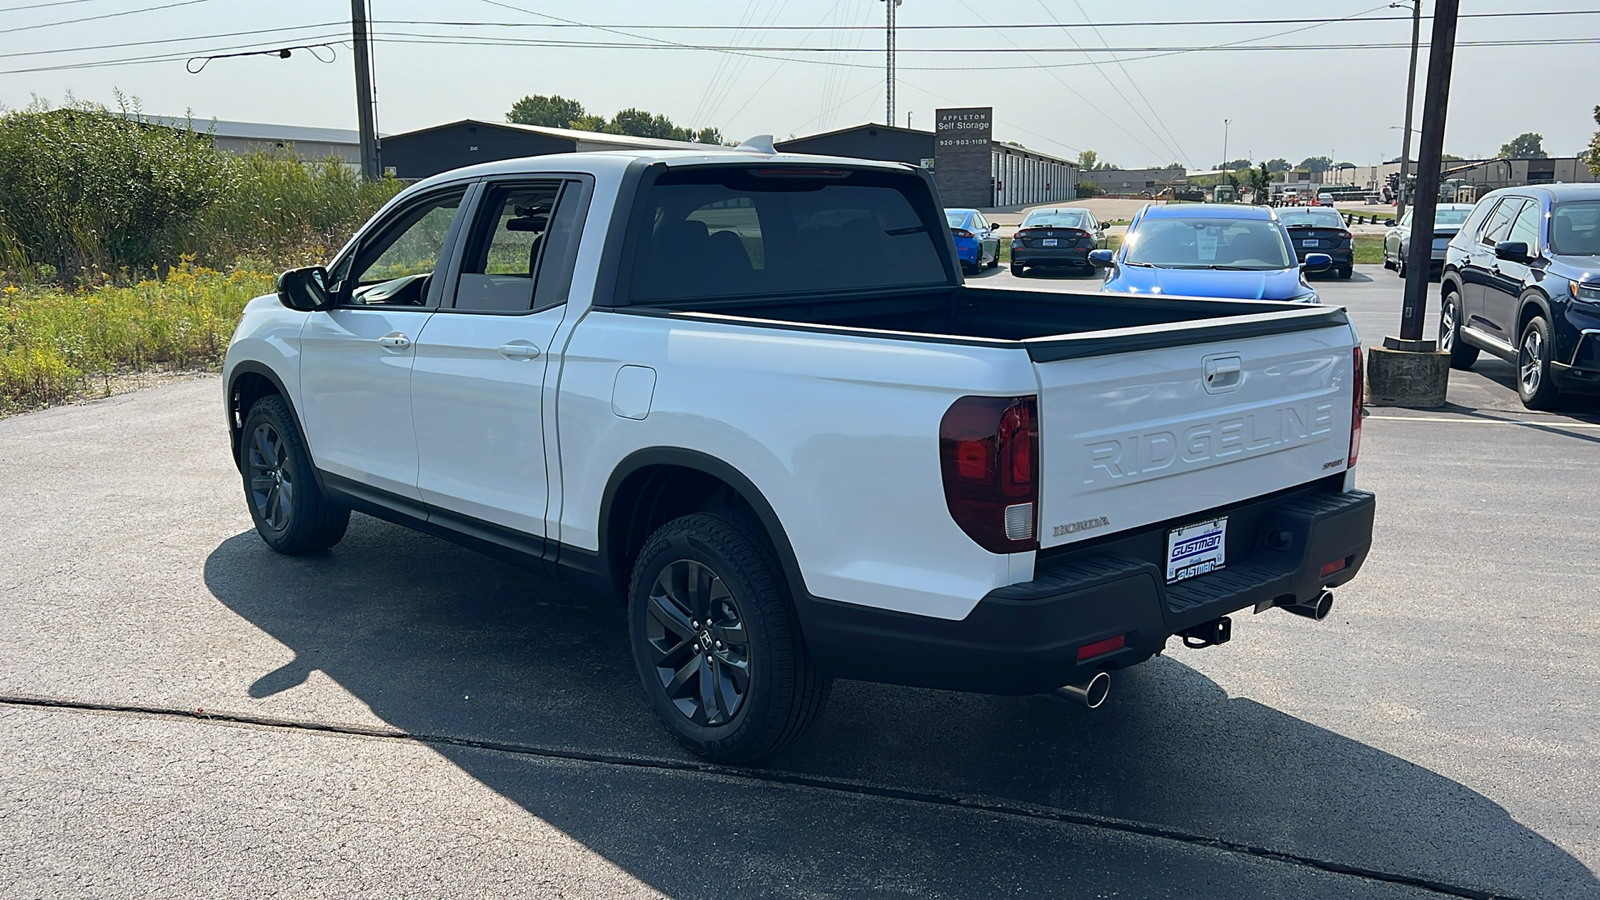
[939,396,1039,553]
[754,168,849,178]
[1349,346,1364,467]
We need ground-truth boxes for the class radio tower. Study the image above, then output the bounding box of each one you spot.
[882,0,903,126]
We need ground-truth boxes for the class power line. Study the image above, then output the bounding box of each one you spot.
[374,9,1600,31]
[0,0,213,35]
[1065,0,1192,169]
[0,22,345,62]
[955,0,1167,162]
[0,0,121,11]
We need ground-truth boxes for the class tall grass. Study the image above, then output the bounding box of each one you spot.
[197,151,403,269]
[0,260,273,412]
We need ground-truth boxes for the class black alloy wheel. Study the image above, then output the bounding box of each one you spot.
[239,395,350,554]
[628,512,830,763]
[247,421,294,534]
[645,558,753,726]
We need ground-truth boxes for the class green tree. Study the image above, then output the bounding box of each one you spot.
[1248,162,1271,198]
[506,94,587,129]
[1585,107,1600,177]
[696,126,725,145]
[1498,131,1547,159]
[1266,157,1291,173]
[569,114,608,133]
[1217,158,1251,171]
[1077,149,1114,171]
[1076,180,1104,198]
[1299,156,1334,173]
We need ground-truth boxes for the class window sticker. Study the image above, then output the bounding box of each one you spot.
[1197,226,1219,260]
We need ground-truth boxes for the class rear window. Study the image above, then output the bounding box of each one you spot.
[945,211,968,228]
[1278,209,1344,229]
[1022,211,1088,229]
[628,167,948,303]
[1435,207,1472,226]
[1551,201,1600,255]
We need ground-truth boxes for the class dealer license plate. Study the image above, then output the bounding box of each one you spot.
[1042,238,1058,247]
[1302,239,1321,247]
[1166,516,1227,582]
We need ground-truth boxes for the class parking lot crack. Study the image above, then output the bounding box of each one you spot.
[0,692,1535,900]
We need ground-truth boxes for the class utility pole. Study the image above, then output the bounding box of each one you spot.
[1395,0,1422,221]
[882,0,902,126]
[1398,0,1458,343]
[1221,118,1231,168]
[351,0,380,181]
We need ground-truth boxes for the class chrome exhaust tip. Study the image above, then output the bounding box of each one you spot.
[1054,670,1111,709]
[1281,589,1335,621]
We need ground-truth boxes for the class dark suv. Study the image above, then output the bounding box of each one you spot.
[1439,184,1600,409]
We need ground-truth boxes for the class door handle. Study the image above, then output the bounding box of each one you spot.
[377,332,410,350]
[498,341,541,360]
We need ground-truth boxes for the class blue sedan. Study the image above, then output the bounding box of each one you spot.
[945,208,1001,274]
[1090,204,1331,302]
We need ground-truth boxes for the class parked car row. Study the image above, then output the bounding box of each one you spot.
[1382,204,1475,279]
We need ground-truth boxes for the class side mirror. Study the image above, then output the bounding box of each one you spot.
[1303,253,1333,274]
[276,266,332,311]
[1087,249,1115,269]
[1494,240,1531,263]
[1385,218,1396,227]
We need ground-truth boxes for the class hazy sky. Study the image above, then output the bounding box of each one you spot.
[2,0,1594,168]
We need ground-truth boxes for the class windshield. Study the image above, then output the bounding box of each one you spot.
[1022,211,1088,229]
[1279,209,1344,229]
[1123,217,1293,270]
[945,211,969,228]
[1552,201,1600,255]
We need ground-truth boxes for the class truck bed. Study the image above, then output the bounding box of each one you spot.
[639,286,1349,361]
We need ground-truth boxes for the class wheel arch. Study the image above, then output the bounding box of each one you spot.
[1517,290,1554,342]
[227,362,304,472]
[595,448,806,607]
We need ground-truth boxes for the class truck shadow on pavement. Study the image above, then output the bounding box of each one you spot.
[205,520,1597,899]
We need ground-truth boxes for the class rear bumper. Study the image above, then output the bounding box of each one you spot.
[795,484,1375,695]
[1013,247,1092,267]
[1295,247,1354,266]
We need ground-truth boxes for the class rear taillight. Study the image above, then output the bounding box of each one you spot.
[940,395,1039,553]
[1063,228,1090,241]
[951,228,975,239]
[1336,230,1352,242]
[1349,347,1364,467]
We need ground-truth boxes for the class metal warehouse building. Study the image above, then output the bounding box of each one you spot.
[379,119,715,180]
[775,123,1076,208]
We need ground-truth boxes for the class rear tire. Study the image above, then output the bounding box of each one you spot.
[240,395,349,554]
[628,511,830,764]
[1011,262,1025,277]
[1397,256,1407,279]
[1337,265,1352,279]
[1439,289,1479,370]
[1517,316,1560,410]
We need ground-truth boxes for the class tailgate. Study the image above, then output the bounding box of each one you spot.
[1033,322,1357,549]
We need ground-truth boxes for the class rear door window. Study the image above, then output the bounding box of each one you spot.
[1478,199,1524,247]
[628,167,948,303]
[1507,201,1542,252]
[454,179,589,314]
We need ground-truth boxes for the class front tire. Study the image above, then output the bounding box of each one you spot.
[240,396,349,554]
[628,512,830,763]
[1439,289,1479,369]
[1517,316,1560,410]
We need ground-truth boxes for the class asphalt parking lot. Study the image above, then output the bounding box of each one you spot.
[3,266,1597,898]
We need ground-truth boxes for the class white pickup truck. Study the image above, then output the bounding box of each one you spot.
[223,146,1375,762]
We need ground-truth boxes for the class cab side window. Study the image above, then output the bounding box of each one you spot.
[1478,199,1524,247]
[338,189,467,307]
[1507,201,1541,251]
[454,180,590,314]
